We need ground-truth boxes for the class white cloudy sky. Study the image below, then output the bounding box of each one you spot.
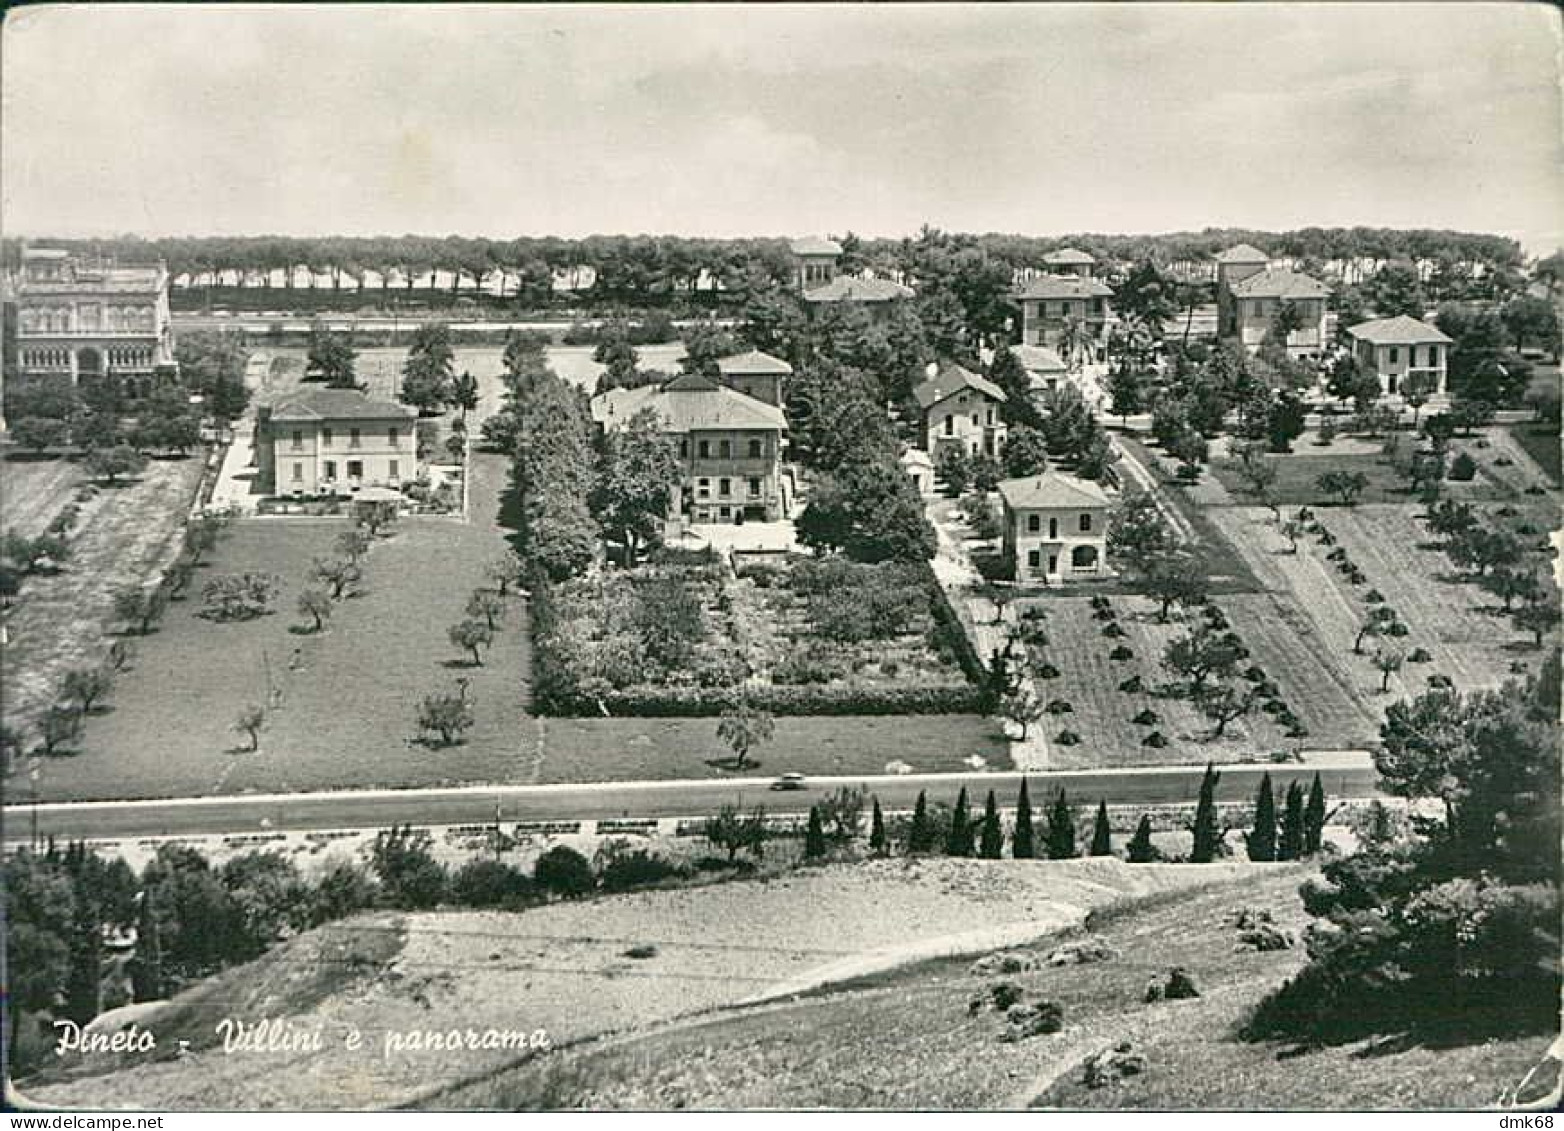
[4,3,1561,252]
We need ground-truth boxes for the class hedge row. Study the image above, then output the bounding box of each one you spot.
[540,680,987,719]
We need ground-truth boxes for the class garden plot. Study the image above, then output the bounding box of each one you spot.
[1019,594,1302,770]
[535,555,980,718]
[1,454,85,540]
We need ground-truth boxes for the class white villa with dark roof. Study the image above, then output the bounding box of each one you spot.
[1346,315,1452,396]
[914,362,1007,459]
[256,388,418,497]
[998,471,1112,583]
[591,373,789,524]
[1215,244,1330,356]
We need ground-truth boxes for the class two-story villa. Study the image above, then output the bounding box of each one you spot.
[914,362,1007,459]
[1215,244,1330,357]
[1346,315,1452,396]
[256,388,419,497]
[591,373,789,524]
[790,237,843,292]
[998,471,1112,584]
[12,246,177,394]
[1012,275,1114,360]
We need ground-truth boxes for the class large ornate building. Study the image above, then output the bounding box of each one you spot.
[11,247,178,392]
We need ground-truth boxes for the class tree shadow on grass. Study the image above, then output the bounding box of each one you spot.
[440,657,483,670]
[704,756,762,773]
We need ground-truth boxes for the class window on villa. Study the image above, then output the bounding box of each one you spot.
[1427,346,1439,366]
[944,416,954,435]
[388,460,399,480]
[719,440,731,458]
[322,427,333,446]
[350,428,362,448]
[699,440,711,458]
[680,439,689,459]
[1251,301,1263,317]
[291,462,302,481]
[986,410,994,426]
[324,460,337,481]
[971,415,979,428]
[1080,513,1092,532]
[719,506,731,519]
[1027,514,1041,533]
[697,478,710,496]
[291,430,303,450]
[748,438,763,458]
[719,478,731,497]
[389,427,399,445]
[748,477,761,497]
[1388,347,1399,364]
[1049,517,1059,539]
[1027,549,1041,568]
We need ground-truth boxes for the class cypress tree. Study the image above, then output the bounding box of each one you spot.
[1012,777,1036,859]
[1190,763,1223,863]
[1278,781,1305,861]
[130,891,163,1002]
[869,797,887,855]
[907,790,934,853]
[1246,772,1277,862]
[978,790,1003,859]
[1127,815,1158,862]
[804,805,827,859]
[1303,773,1327,855]
[946,787,973,857]
[1047,790,1078,859]
[64,897,103,1025]
[1089,800,1113,857]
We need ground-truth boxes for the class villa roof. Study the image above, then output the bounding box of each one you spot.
[790,236,843,257]
[1043,247,1096,265]
[802,275,914,303]
[913,362,1007,409]
[900,447,934,471]
[715,349,794,376]
[590,373,788,433]
[1010,344,1068,373]
[1346,314,1452,346]
[1228,266,1330,300]
[1216,243,1270,263]
[268,388,417,423]
[1013,275,1113,301]
[997,471,1112,510]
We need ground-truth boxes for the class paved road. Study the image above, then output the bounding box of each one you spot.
[3,762,1379,842]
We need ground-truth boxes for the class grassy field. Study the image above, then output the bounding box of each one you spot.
[1209,447,1511,507]
[1,453,87,539]
[2,453,210,744]
[1504,419,1561,484]
[410,864,1553,1110]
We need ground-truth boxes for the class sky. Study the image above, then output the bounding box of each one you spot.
[4,3,1562,253]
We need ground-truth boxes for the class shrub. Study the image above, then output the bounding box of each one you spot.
[1408,647,1433,663]
[1036,662,1061,679]
[1326,547,1347,562]
[1055,730,1082,745]
[1364,588,1385,604]
[1448,452,1477,481]
[1046,699,1074,714]
[1132,708,1160,726]
[595,841,687,892]
[1109,645,1134,662]
[1118,675,1144,693]
[1089,595,1112,611]
[450,860,538,909]
[533,846,595,898]
[1102,622,1127,638]
[1142,731,1169,748]
[1092,607,1117,622]
[1243,666,1268,683]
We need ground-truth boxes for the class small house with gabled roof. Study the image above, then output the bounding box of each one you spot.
[914,362,1007,459]
[1041,247,1097,278]
[998,471,1112,583]
[715,349,792,407]
[1346,315,1452,396]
